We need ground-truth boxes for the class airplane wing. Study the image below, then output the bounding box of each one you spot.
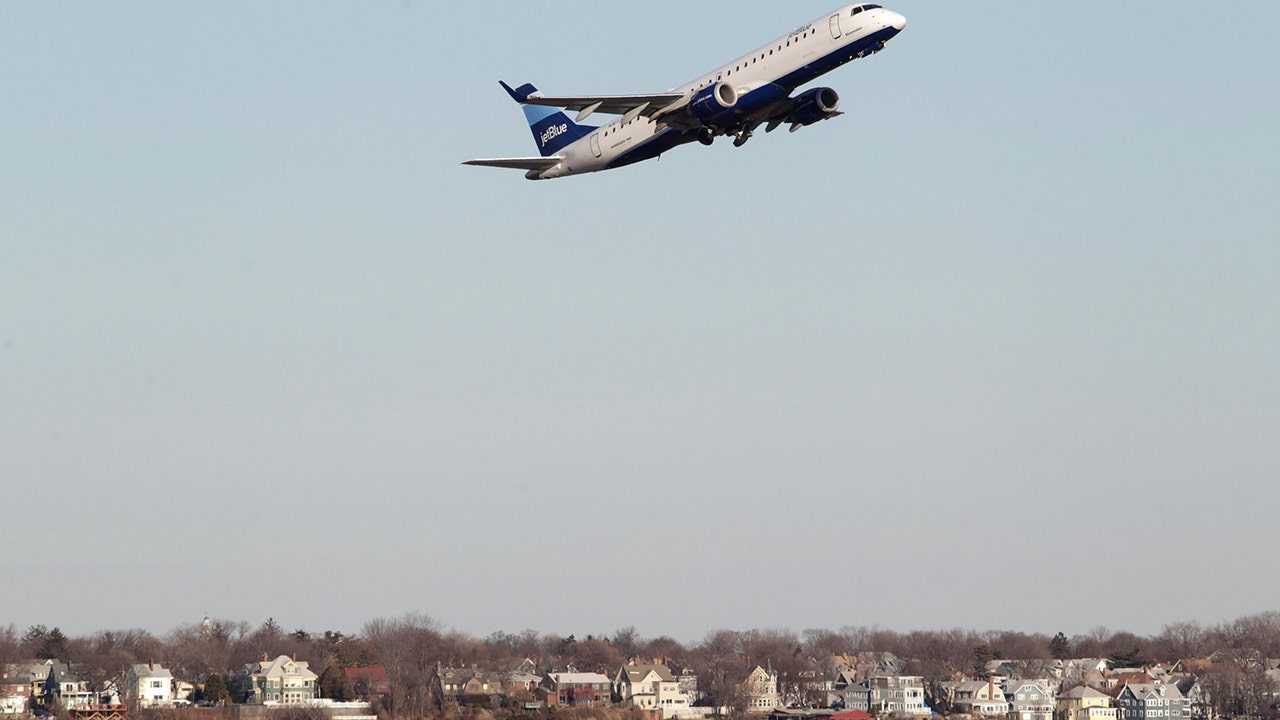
[501,81,685,123]
[462,157,562,171]
[522,93,687,121]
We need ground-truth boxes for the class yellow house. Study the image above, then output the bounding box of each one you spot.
[1058,685,1118,720]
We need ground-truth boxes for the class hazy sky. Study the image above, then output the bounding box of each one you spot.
[3,1,1277,644]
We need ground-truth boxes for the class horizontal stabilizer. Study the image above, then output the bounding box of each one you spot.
[462,157,562,171]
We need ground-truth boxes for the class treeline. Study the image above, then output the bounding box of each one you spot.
[4,611,1280,715]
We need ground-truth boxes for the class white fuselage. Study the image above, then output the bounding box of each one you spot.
[543,4,906,178]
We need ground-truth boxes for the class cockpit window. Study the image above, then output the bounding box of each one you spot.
[851,6,862,15]
[852,3,882,13]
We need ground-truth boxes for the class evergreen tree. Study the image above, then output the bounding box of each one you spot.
[1106,648,1152,669]
[318,664,355,701]
[201,674,231,705]
[1050,632,1071,660]
[39,627,67,660]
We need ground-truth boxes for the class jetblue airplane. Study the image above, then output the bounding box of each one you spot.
[464,3,906,180]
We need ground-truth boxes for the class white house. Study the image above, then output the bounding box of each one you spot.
[125,663,175,707]
[615,664,694,719]
[743,666,782,714]
[954,679,1010,716]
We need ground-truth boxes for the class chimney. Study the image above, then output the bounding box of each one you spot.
[292,653,297,662]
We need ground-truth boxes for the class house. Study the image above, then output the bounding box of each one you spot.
[343,668,391,701]
[864,675,930,716]
[953,679,1010,716]
[2,663,57,715]
[678,668,701,705]
[1176,681,1212,720]
[1057,685,1118,720]
[505,659,542,700]
[436,665,503,704]
[1116,683,1189,720]
[1056,660,1109,690]
[1108,673,1153,692]
[2,667,30,715]
[45,663,95,710]
[742,666,782,714]
[782,667,834,709]
[828,670,864,710]
[837,675,931,716]
[124,663,175,707]
[540,671,611,708]
[615,663,694,719]
[1003,680,1054,720]
[242,654,318,705]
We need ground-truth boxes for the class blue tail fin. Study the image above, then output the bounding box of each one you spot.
[500,81,593,157]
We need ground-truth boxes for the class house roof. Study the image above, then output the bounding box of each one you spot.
[48,663,86,684]
[130,664,173,680]
[344,667,390,684]
[250,655,317,681]
[1062,686,1108,700]
[3,664,53,683]
[439,667,499,682]
[549,672,610,684]
[618,664,676,684]
[1120,683,1184,701]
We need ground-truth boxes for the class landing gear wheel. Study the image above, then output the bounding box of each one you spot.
[698,127,715,146]
[733,130,753,148]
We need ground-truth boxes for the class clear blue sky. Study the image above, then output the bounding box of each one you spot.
[3,1,1277,642]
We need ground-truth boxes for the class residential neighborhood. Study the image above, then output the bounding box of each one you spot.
[2,615,1278,720]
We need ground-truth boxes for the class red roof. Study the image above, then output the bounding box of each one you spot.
[344,667,391,684]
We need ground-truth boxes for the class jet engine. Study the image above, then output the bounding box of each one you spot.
[689,82,739,121]
[789,87,841,126]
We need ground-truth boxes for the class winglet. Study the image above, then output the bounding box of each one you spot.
[500,81,538,103]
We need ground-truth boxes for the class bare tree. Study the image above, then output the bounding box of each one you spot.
[1155,621,1206,661]
[361,612,443,719]
[690,630,748,712]
[1197,650,1278,720]
[0,625,20,669]
[640,636,689,667]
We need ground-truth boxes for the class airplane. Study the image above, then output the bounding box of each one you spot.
[464,3,907,180]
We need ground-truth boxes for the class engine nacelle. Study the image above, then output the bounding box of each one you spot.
[689,82,739,122]
[790,87,841,126]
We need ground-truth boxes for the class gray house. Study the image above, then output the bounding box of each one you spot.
[1116,683,1189,720]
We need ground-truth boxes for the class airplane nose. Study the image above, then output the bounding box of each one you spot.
[889,11,907,31]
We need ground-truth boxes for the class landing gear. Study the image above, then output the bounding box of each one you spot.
[732,129,754,147]
[697,127,716,146]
